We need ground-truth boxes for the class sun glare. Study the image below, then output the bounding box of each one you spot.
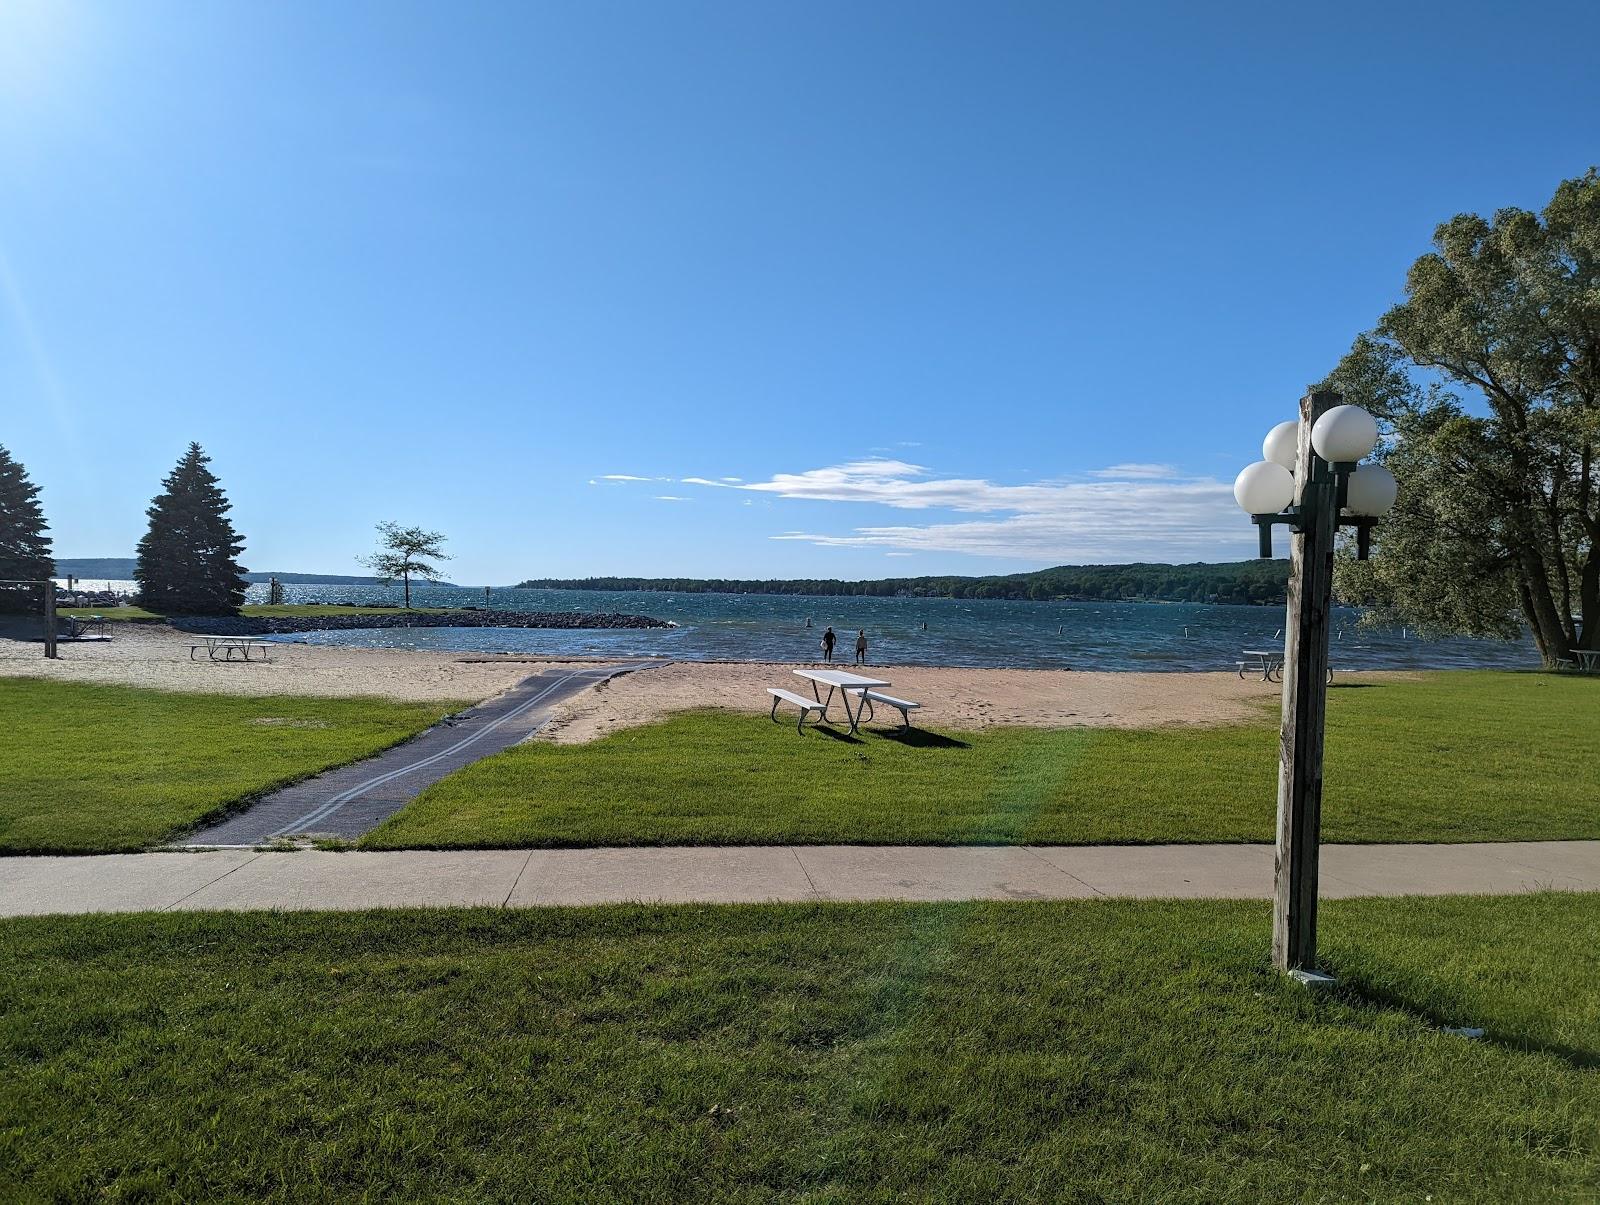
[0,0,89,114]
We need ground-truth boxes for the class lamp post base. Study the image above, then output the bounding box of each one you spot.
[1287,968,1338,992]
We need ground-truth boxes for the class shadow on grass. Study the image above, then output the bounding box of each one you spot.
[807,724,865,745]
[1332,964,1600,1072]
[876,728,972,749]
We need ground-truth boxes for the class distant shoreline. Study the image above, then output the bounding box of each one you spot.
[514,560,1293,607]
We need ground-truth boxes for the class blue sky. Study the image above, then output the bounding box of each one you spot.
[3,0,1597,584]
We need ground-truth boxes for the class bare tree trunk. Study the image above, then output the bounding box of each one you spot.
[1517,539,1573,665]
[1547,495,1577,646]
[1515,576,1548,663]
[403,571,411,609]
[1579,545,1599,650]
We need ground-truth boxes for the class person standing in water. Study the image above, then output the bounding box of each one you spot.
[820,626,836,663]
[854,630,868,664]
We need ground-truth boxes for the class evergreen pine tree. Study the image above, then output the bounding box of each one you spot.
[0,444,54,613]
[135,443,248,614]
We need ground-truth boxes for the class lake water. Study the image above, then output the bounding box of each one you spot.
[243,581,1538,672]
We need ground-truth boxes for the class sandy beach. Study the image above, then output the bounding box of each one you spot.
[538,659,1300,742]
[0,624,556,704]
[2,623,1410,735]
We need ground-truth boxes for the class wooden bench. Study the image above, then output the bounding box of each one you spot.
[852,689,922,730]
[767,687,826,731]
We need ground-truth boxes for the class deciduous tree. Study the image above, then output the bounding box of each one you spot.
[1328,171,1600,666]
[361,522,449,609]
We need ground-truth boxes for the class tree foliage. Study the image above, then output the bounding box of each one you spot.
[1328,170,1600,664]
[134,444,248,615]
[0,445,53,613]
[517,561,1290,605]
[361,522,449,609]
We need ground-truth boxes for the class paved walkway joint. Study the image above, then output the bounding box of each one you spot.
[2,841,1597,917]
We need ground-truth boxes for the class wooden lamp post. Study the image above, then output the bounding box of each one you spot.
[1234,389,1397,980]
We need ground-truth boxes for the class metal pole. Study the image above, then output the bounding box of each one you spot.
[43,578,58,660]
[1272,388,1340,975]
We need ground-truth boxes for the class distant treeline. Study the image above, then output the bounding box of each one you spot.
[53,558,450,587]
[517,561,1292,606]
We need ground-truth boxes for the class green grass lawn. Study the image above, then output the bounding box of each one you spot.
[57,604,456,620]
[0,681,462,853]
[3,894,1598,1201]
[367,671,1600,849]
[54,604,167,621]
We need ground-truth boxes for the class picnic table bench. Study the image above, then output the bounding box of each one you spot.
[189,635,274,663]
[853,689,922,730]
[767,687,826,731]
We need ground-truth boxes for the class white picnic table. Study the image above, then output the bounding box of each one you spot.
[189,634,274,662]
[1239,649,1284,681]
[1239,649,1334,684]
[1576,649,1600,673]
[792,668,890,735]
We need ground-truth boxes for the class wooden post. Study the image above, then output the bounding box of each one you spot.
[43,578,58,660]
[1273,388,1341,973]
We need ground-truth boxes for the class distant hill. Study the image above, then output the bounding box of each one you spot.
[517,561,1293,606]
[54,558,442,587]
[53,558,140,580]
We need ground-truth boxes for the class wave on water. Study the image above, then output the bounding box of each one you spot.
[251,582,1539,673]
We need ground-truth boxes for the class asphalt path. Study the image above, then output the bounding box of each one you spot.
[181,662,651,846]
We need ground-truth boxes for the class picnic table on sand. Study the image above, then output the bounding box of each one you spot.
[792,668,888,734]
[768,668,921,735]
[1238,649,1334,684]
[189,634,274,663]
[1238,649,1284,681]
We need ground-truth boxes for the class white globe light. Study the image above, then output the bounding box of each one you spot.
[1310,404,1379,463]
[1233,460,1295,515]
[1262,421,1299,470]
[1344,463,1398,517]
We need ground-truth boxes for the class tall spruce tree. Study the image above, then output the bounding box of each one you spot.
[135,443,247,615]
[0,444,54,613]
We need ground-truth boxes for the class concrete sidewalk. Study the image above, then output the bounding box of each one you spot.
[3,841,1598,916]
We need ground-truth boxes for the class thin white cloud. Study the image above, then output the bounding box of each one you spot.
[679,476,722,487]
[720,476,743,482]
[681,458,1252,562]
[1088,463,1178,480]
[600,473,672,482]
[655,495,690,502]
